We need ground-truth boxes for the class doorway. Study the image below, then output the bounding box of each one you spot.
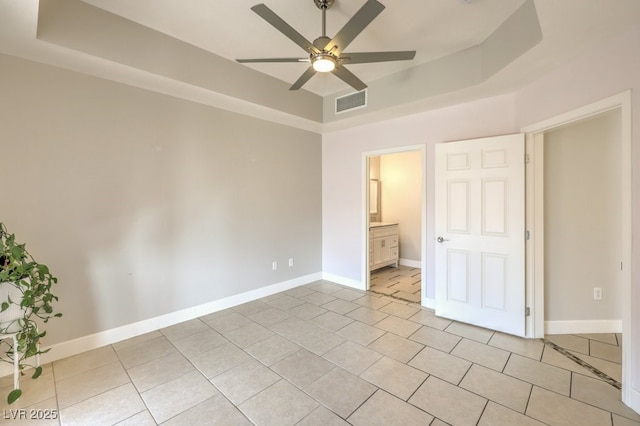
[543,109,622,334]
[363,145,426,305]
[522,91,635,411]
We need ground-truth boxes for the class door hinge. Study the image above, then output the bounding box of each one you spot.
[525,153,530,164]
[525,307,530,317]
[525,230,530,240]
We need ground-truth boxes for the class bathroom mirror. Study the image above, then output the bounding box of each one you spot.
[370,179,380,215]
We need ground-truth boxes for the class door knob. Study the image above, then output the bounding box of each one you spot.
[436,236,449,243]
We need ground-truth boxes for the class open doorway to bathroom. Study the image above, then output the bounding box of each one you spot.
[366,149,424,304]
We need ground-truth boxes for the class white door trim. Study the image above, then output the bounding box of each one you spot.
[361,145,427,306]
[521,90,634,410]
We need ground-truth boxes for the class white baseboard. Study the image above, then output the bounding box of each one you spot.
[399,258,421,268]
[0,272,322,378]
[321,272,364,291]
[544,319,622,335]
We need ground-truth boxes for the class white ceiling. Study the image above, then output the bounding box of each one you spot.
[80,0,528,95]
[1,0,640,128]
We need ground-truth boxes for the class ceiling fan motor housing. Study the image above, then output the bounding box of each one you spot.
[313,36,332,50]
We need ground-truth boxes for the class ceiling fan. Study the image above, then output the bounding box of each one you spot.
[236,0,416,91]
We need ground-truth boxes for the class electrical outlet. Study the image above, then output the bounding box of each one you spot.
[288,258,294,267]
[272,261,278,271]
[594,287,602,300]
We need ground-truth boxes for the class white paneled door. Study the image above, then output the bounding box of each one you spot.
[435,134,525,336]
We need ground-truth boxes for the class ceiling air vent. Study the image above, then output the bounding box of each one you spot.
[335,89,367,114]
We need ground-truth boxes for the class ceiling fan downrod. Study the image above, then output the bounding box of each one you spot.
[314,0,334,39]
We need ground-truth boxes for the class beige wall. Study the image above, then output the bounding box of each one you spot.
[380,152,422,263]
[0,54,322,345]
[544,109,622,321]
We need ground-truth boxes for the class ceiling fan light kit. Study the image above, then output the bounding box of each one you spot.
[236,0,416,91]
[312,53,336,72]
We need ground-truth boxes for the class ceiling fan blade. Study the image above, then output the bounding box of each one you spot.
[289,67,317,90]
[341,51,416,64]
[332,66,367,91]
[251,4,319,54]
[324,0,385,53]
[236,58,309,63]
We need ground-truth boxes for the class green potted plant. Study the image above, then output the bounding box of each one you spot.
[0,222,61,404]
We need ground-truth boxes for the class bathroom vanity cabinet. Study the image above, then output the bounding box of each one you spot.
[369,222,399,271]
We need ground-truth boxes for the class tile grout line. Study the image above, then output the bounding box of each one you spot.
[542,338,621,390]
[111,345,153,424]
[367,288,417,303]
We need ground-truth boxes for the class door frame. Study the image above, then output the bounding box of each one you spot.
[521,91,633,407]
[362,144,427,305]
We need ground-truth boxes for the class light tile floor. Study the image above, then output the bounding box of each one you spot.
[370,265,421,303]
[1,280,638,425]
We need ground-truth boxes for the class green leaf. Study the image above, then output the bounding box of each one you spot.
[32,366,42,379]
[0,302,8,313]
[7,389,22,405]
